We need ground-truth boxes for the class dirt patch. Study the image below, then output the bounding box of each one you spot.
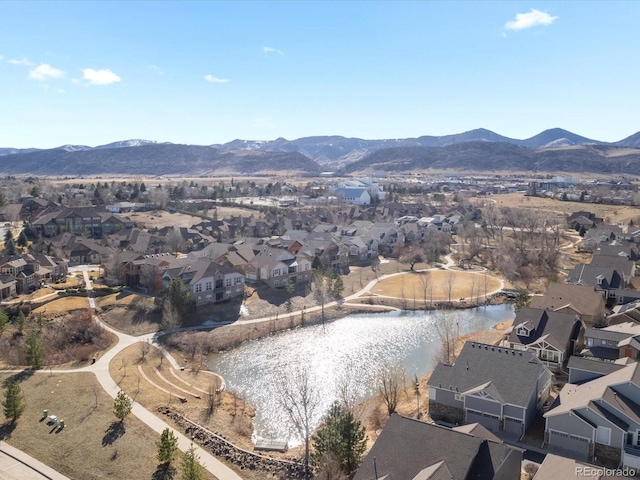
[0,372,162,480]
[371,270,501,302]
[130,211,211,229]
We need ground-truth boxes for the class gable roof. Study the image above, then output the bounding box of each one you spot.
[428,342,550,408]
[589,254,635,278]
[534,453,633,480]
[567,356,626,378]
[508,307,579,351]
[353,415,516,480]
[529,283,604,318]
[567,264,621,289]
[545,363,640,417]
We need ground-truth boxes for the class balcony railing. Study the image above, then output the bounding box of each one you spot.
[624,443,640,456]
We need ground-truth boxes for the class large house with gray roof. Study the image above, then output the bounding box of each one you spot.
[427,342,553,438]
[162,257,244,306]
[353,414,522,480]
[529,282,606,327]
[544,362,640,468]
[503,307,584,368]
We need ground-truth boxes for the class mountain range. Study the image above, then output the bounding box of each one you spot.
[1,128,640,176]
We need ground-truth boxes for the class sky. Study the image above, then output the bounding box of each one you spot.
[1,1,639,149]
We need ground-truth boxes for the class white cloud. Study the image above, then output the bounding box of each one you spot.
[262,46,284,55]
[0,55,3,61]
[28,63,66,81]
[505,9,558,30]
[8,57,34,66]
[81,68,121,85]
[204,74,230,83]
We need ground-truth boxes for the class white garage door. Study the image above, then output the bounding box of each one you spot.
[548,430,590,460]
[466,409,500,432]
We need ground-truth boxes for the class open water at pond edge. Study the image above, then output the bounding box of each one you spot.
[208,304,514,446]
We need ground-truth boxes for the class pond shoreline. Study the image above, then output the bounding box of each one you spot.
[206,305,516,446]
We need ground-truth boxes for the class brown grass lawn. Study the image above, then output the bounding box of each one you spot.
[0,372,163,480]
[370,270,501,302]
[483,193,640,225]
[32,296,90,315]
[110,344,256,450]
[100,305,162,336]
[109,344,277,479]
[50,275,83,289]
[25,287,56,301]
[97,291,155,309]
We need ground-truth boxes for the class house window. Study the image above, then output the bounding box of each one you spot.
[226,278,232,287]
[429,387,436,401]
[516,328,529,337]
[602,339,607,345]
[587,338,593,347]
[274,280,280,287]
[454,394,462,402]
[234,277,242,285]
[305,264,310,271]
[596,426,611,446]
[205,282,212,291]
[540,350,559,363]
[195,284,202,293]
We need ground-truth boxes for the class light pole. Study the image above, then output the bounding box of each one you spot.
[414,380,421,419]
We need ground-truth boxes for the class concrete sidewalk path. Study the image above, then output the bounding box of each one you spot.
[0,441,71,480]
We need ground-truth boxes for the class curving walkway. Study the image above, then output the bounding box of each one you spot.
[2,260,507,480]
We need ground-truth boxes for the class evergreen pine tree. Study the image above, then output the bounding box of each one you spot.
[4,238,16,256]
[312,401,367,476]
[181,444,205,480]
[25,330,45,368]
[156,427,179,466]
[2,381,25,423]
[17,230,28,248]
[113,390,132,423]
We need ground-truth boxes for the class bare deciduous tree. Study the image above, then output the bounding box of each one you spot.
[418,271,432,307]
[139,340,151,361]
[277,365,320,478]
[434,313,458,365]
[444,271,457,304]
[161,299,182,331]
[378,367,405,416]
[105,251,125,286]
[138,264,159,291]
[207,377,222,415]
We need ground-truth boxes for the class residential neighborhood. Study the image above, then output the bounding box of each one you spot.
[4,176,640,480]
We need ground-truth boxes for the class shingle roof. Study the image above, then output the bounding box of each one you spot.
[567,356,626,377]
[508,308,579,351]
[428,342,549,408]
[590,255,635,277]
[601,387,640,425]
[545,363,639,417]
[567,264,621,289]
[353,415,515,480]
[529,282,604,319]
